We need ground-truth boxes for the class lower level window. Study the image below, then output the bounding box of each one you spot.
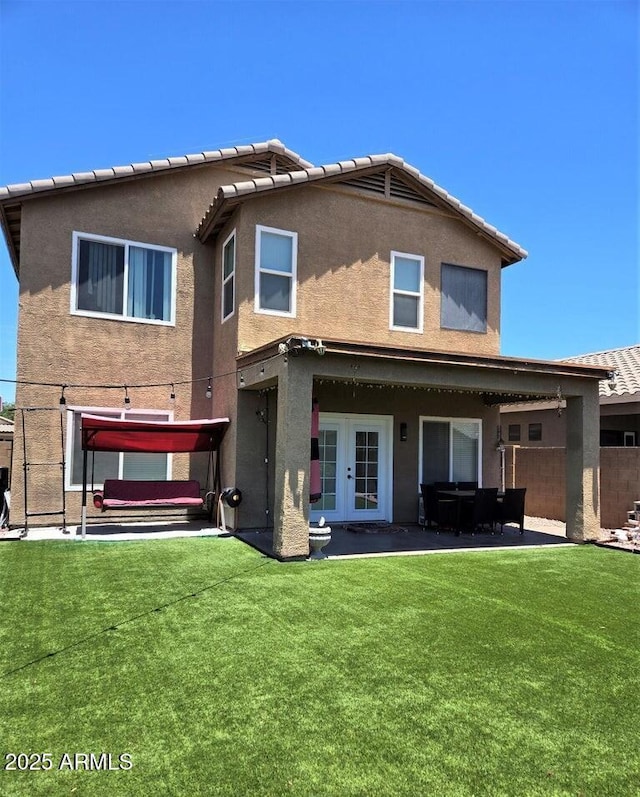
[66,409,170,489]
[420,417,481,484]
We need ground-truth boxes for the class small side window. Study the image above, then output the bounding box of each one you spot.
[255,225,297,317]
[528,423,542,442]
[390,251,424,332]
[508,424,521,442]
[221,230,236,322]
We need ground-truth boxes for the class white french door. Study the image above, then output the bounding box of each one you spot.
[311,413,393,523]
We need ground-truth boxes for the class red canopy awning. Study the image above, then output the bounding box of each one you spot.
[81,414,230,453]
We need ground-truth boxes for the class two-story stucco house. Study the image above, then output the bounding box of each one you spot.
[0,139,610,558]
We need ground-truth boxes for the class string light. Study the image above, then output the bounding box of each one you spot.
[59,385,67,413]
[169,383,176,406]
[205,379,212,400]
[124,386,131,409]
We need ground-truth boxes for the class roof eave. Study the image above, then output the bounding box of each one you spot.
[236,335,611,381]
[197,161,528,264]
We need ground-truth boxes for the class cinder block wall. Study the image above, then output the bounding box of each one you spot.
[506,446,640,528]
[601,448,640,529]
[506,447,566,521]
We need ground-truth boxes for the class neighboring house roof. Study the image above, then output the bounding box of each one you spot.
[0,140,311,274]
[0,417,14,435]
[197,154,528,266]
[500,344,638,413]
[561,344,640,400]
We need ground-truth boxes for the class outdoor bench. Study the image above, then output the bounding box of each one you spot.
[92,479,204,510]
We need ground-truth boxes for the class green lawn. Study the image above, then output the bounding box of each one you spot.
[0,538,638,797]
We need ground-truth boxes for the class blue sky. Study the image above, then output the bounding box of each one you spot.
[0,0,637,403]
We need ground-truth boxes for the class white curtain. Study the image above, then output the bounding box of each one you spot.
[128,246,171,321]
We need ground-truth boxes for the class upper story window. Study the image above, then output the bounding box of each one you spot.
[71,232,176,325]
[390,251,424,332]
[441,263,487,333]
[255,225,297,317]
[221,229,236,322]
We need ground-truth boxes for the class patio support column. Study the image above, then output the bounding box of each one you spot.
[565,386,601,541]
[273,359,314,560]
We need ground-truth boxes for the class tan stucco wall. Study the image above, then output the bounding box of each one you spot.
[501,403,640,447]
[11,163,249,526]
[500,408,567,446]
[228,185,503,357]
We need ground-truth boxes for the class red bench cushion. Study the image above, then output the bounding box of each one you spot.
[100,479,202,508]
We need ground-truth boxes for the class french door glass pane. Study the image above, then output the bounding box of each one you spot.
[354,430,379,510]
[318,429,337,511]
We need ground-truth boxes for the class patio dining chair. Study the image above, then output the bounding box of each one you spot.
[420,484,458,533]
[497,488,526,534]
[460,488,499,534]
[434,481,456,492]
[457,481,478,491]
[420,484,438,529]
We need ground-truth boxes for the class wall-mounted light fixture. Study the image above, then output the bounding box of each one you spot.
[400,422,408,442]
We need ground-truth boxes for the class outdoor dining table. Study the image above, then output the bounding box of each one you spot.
[436,489,504,533]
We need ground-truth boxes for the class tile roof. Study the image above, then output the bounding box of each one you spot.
[0,418,14,434]
[196,154,528,265]
[560,344,640,398]
[0,139,311,201]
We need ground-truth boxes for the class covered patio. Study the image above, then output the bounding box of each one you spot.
[233,337,611,560]
[237,517,573,560]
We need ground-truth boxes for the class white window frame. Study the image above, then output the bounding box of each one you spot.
[418,415,483,487]
[254,224,297,317]
[70,231,177,326]
[389,250,424,333]
[64,406,173,491]
[221,228,236,323]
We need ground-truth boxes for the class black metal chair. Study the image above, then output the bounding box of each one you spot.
[457,481,478,491]
[420,484,437,528]
[460,488,499,534]
[420,483,458,533]
[497,488,526,534]
[434,481,456,492]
